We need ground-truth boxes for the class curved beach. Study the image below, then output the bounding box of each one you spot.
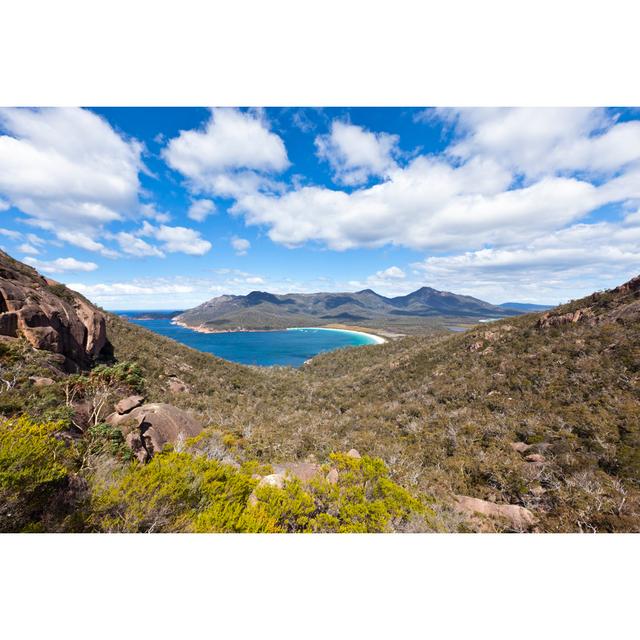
[288,326,387,344]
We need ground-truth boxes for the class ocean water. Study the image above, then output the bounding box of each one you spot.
[118,312,380,367]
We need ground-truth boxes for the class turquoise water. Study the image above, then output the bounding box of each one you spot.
[119,312,380,367]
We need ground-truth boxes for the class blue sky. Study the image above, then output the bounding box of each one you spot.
[1,107,639,309]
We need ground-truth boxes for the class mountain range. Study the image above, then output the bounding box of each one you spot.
[175,286,524,331]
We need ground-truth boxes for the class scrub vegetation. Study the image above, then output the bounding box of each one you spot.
[1,267,639,532]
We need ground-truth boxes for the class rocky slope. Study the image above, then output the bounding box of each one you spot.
[0,249,111,370]
[175,286,519,331]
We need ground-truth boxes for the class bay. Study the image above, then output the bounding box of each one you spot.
[118,312,381,367]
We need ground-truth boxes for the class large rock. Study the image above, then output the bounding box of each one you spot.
[0,250,110,370]
[115,395,144,415]
[453,495,536,531]
[106,402,203,462]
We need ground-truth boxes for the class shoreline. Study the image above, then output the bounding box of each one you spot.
[287,326,387,345]
[171,319,387,344]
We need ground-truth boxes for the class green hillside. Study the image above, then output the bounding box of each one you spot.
[1,249,639,532]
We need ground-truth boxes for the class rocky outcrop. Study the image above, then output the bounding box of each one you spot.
[537,307,595,329]
[537,274,640,330]
[114,395,144,415]
[106,402,203,462]
[0,249,110,370]
[453,495,536,531]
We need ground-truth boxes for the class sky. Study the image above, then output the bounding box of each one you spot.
[1,106,639,310]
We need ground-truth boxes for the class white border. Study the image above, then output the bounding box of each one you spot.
[2,1,640,106]
[1,0,638,637]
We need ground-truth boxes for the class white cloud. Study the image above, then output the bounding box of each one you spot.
[18,243,39,255]
[162,108,289,198]
[25,256,98,273]
[375,266,405,280]
[153,224,212,256]
[115,231,164,257]
[291,110,316,133]
[0,198,9,211]
[26,233,45,246]
[347,266,410,296]
[231,236,250,255]
[66,273,280,309]
[69,281,194,296]
[188,199,216,222]
[127,222,211,256]
[225,109,640,259]
[0,228,21,240]
[412,219,640,303]
[443,107,640,179]
[231,157,605,251]
[315,121,399,185]
[140,203,171,224]
[56,230,115,257]
[0,108,143,247]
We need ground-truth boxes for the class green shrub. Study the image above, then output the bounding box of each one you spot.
[249,453,432,533]
[0,416,73,531]
[90,451,259,532]
[88,449,431,533]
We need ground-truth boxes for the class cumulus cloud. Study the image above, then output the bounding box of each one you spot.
[152,224,212,256]
[162,108,289,198]
[347,266,410,296]
[222,108,640,268]
[129,221,211,256]
[231,157,603,250]
[443,107,640,179]
[24,256,98,273]
[231,236,250,255]
[188,199,216,222]
[115,231,165,257]
[412,218,640,303]
[0,108,143,247]
[315,121,399,185]
[140,203,171,224]
[55,230,116,257]
[375,266,405,280]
